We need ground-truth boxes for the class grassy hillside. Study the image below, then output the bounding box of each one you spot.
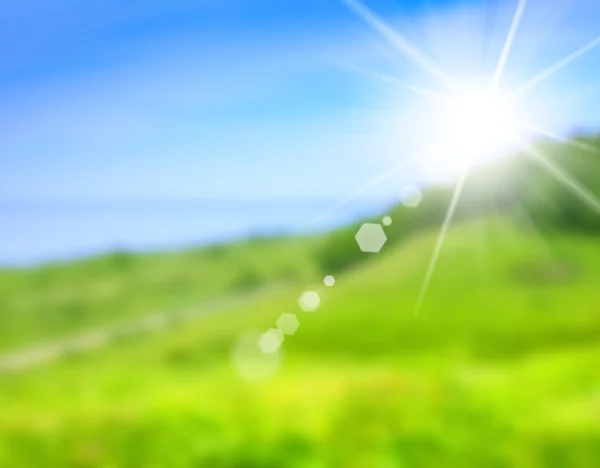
[0,135,599,466]
[1,135,598,352]
[2,217,600,466]
[0,236,321,351]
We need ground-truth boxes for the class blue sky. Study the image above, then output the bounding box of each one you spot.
[1,0,599,263]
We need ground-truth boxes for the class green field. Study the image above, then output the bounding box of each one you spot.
[1,137,600,467]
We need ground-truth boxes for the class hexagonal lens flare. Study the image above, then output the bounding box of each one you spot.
[298,290,320,312]
[276,313,300,335]
[355,223,387,253]
[323,275,336,287]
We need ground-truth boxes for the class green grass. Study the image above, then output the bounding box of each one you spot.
[2,216,600,467]
[1,135,600,466]
[1,135,599,352]
[0,235,321,351]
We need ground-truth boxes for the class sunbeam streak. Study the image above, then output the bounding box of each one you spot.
[415,166,470,316]
[526,147,600,215]
[492,0,527,90]
[309,156,417,226]
[512,35,600,96]
[516,198,556,260]
[519,122,600,154]
[475,216,488,290]
[341,0,454,89]
[346,65,451,103]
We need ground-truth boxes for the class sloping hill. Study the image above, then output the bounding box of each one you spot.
[1,214,600,467]
[1,134,598,355]
[1,134,599,466]
[0,235,321,351]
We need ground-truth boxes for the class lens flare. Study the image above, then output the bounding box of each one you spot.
[421,89,523,179]
[234,0,600,378]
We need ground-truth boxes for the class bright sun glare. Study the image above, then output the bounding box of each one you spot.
[444,90,520,154]
[335,0,600,317]
[423,88,525,179]
[234,0,600,379]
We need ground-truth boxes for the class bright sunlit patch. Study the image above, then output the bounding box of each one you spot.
[421,88,525,180]
[443,90,520,154]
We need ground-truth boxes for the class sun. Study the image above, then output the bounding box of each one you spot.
[444,89,521,154]
[421,88,525,179]
[234,0,600,378]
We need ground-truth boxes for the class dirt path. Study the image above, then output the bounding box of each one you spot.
[0,287,276,374]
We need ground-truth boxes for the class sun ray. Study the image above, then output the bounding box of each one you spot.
[414,166,470,316]
[515,197,555,260]
[512,35,600,96]
[518,122,599,154]
[309,156,417,226]
[491,0,527,90]
[474,215,488,290]
[344,65,451,103]
[526,147,600,215]
[341,0,455,90]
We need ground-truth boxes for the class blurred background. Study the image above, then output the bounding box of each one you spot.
[1,0,600,466]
